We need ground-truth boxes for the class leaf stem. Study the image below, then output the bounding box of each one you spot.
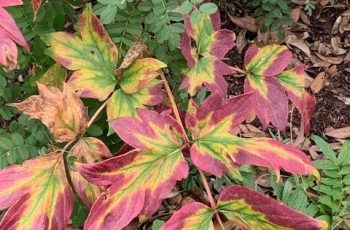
[87,99,108,128]
[160,71,224,230]
[231,66,247,75]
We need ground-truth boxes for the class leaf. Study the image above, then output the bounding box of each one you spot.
[117,42,147,70]
[161,202,214,230]
[217,185,328,230]
[30,0,42,18]
[107,79,163,120]
[0,1,29,69]
[0,152,73,229]
[186,94,319,179]
[9,83,88,142]
[119,58,166,94]
[277,65,316,134]
[77,110,189,229]
[243,44,315,132]
[42,4,118,101]
[68,137,112,207]
[180,11,235,96]
[38,63,67,89]
[311,135,337,163]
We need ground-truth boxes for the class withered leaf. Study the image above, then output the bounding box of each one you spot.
[9,83,88,142]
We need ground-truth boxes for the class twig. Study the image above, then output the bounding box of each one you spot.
[160,70,224,230]
[231,66,247,75]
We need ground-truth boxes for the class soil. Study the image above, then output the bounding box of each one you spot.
[222,2,350,136]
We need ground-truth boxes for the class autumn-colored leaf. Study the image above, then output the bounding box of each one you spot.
[9,83,88,142]
[77,109,188,229]
[38,63,67,89]
[186,94,319,179]
[180,11,235,96]
[106,57,165,122]
[68,137,112,207]
[107,79,163,121]
[217,185,328,230]
[277,65,316,134]
[42,4,118,101]
[244,44,315,133]
[161,202,214,230]
[30,0,42,18]
[0,152,73,229]
[0,0,29,69]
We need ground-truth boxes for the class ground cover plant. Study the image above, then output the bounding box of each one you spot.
[0,0,349,229]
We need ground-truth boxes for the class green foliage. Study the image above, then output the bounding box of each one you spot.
[245,0,293,38]
[304,0,315,16]
[272,136,350,229]
[312,135,350,229]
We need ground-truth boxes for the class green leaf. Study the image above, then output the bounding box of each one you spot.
[199,3,218,15]
[311,135,337,163]
[337,141,350,165]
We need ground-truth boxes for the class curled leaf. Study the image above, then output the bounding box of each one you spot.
[9,83,88,142]
[0,152,73,229]
[218,185,328,230]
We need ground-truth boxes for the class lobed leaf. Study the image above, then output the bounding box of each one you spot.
[42,4,118,101]
[9,83,88,142]
[217,185,328,230]
[0,152,73,229]
[0,1,29,69]
[107,79,163,121]
[186,94,319,179]
[161,202,214,230]
[119,58,166,94]
[77,110,189,229]
[69,137,112,207]
[277,65,316,134]
[243,44,315,132]
[180,11,235,96]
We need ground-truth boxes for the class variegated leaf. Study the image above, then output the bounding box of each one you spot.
[69,137,112,207]
[217,185,328,230]
[0,152,73,229]
[161,202,214,230]
[277,65,316,134]
[107,79,164,121]
[186,94,319,179]
[180,11,235,96]
[42,4,118,101]
[76,109,188,229]
[0,0,29,69]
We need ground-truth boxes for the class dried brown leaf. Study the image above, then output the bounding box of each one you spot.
[325,126,350,139]
[118,42,147,70]
[310,72,326,93]
[285,34,313,59]
[315,52,344,64]
[290,7,302,22]
[228,14,258,32]
[9,83,88,142]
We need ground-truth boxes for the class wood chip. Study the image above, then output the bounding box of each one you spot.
[325,126,350,139]
[236,30,248,54]
[300,10,310,25]
[310,72,326,93]
[320,0,330,6]
[341,8,350,17]
[327,65,338,77]
[315,52,344,64]
[228,14,258,32]
[332,16,342,34]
